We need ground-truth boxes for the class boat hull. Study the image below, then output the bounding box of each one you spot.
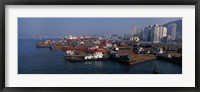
[65,56,109,62]
[156,56,182,65]
[36,44,51,48]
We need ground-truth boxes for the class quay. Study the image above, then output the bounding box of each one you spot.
[111,50,156,65]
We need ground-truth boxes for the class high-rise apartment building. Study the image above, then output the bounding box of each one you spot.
[167,23,177,41]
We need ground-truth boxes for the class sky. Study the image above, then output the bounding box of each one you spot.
[18,18,181,37]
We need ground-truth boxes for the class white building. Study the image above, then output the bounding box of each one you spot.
[152,26,160,43]
[150,24,167,43]
[65,35,78,40]
[159,26,167,42]
[162,27,167,37]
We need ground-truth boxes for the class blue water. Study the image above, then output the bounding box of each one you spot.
[18,38,182,74]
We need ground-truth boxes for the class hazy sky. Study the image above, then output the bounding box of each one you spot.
[18,18,181,36]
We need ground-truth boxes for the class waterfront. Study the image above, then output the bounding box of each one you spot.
[18,38,182,74]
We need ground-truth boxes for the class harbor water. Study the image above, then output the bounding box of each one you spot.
[18,38,182,74]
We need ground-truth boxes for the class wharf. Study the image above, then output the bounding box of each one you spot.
[114,50,156,65]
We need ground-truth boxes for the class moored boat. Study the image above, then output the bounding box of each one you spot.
[109,53,135,64]
[36,44,51,48]
[65,56,109,62]
[156,53,182,65]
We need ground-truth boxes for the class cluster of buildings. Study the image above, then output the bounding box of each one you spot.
[131,23,179,43]
[63,22,181,44]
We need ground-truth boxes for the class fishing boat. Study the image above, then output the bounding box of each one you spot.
[109,53,135,64]
[156,52,182,65]
[171,56,182,65]
[156,53,172,60]
[36,44,51,48]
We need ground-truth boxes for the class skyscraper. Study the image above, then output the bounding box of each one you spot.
[143,25,155,41]
[131,27,138,36]
[153,26,160,43]
[167,23,177,41]
[162,27,167,37]
[150,24,167,43]
[131,27,143,39]
[143,27,151,41]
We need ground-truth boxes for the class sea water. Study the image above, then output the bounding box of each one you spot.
[18,38,182,74]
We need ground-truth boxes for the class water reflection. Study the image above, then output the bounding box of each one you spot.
[84,61,103,68]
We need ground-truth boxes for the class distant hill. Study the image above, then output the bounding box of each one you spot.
[163,20,182,33]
